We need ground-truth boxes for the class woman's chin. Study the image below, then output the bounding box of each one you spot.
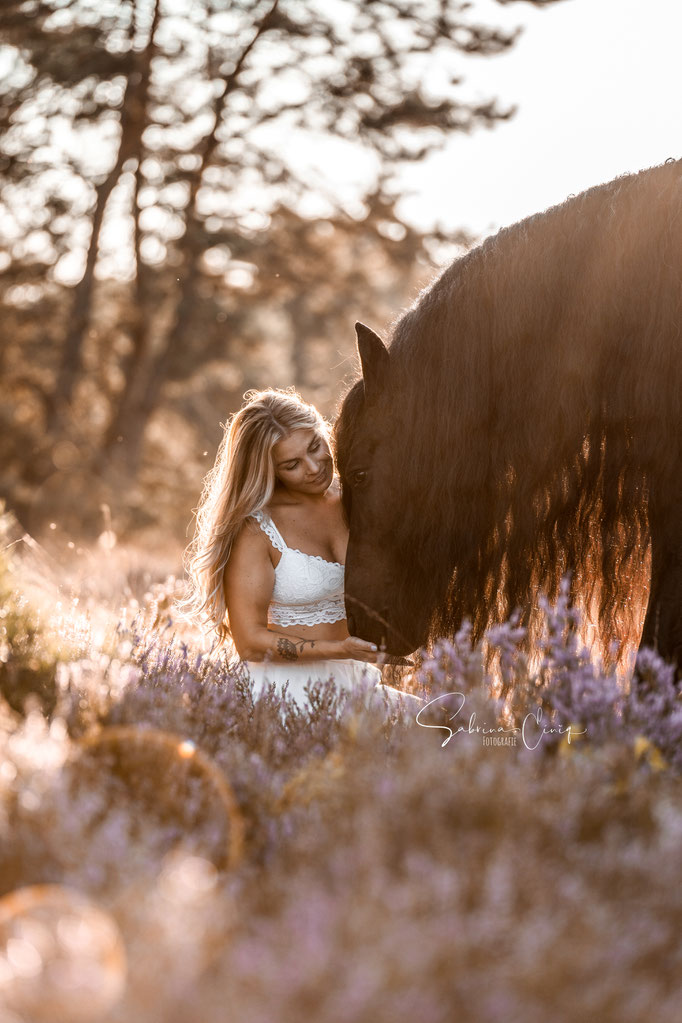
[311,467,333,491]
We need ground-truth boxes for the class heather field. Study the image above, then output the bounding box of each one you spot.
[1,502,682,1023]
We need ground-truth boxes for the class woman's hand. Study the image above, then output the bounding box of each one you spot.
[338,636,380,662]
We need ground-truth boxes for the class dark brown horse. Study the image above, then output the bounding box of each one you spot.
[334,161,682,675]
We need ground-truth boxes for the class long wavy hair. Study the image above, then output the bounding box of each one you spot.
[177,388,329,651]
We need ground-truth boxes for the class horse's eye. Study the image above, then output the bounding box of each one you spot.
[350,469,368,489]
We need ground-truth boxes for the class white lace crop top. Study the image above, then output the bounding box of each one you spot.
[250,509,346,628]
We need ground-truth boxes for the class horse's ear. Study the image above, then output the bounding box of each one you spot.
[355,321,389,403]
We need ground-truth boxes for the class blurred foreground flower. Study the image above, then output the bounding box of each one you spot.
[633,735,668,772]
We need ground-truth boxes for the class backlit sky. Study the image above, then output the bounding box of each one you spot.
[289,0,682,244]
[400,0,682,239]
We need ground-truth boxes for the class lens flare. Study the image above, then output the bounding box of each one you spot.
[0,885,126,1022]
[75,726,244,871]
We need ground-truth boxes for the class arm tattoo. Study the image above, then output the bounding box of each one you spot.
[276,637,316,661]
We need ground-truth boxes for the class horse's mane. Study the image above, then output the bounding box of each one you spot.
[351,163,682,667]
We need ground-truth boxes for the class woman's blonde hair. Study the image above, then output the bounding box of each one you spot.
[177,388,330,652]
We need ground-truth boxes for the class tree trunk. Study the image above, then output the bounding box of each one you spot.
[100,158,154,456]
[288,294,308,388]
[102,0,280,476]
[49,0,161,433]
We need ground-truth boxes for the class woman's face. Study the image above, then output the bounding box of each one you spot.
[273,427,334,495]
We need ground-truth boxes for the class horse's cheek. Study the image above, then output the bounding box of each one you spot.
[346,498,388,591]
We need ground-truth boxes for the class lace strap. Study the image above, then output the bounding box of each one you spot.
[251,509,287,553]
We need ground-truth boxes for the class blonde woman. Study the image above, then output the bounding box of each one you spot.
[181,388,422,713]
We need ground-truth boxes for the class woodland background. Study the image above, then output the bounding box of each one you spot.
[0,0,563,552]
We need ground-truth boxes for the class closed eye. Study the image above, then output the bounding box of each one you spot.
[280,439,321,471]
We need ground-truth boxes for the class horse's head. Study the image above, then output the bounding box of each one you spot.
[334,322,433,655]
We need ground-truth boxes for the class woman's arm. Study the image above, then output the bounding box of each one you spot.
[223,521,378,664]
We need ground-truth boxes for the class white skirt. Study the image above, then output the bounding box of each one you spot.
[242,658,424,716]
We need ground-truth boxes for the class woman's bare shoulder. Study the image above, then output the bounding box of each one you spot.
[228,516,271,562]
[322,478,343,517]
[328,476,342,500]
[223,516,275,615]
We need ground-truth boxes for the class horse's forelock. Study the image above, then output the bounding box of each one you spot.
[334,380,365,468]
